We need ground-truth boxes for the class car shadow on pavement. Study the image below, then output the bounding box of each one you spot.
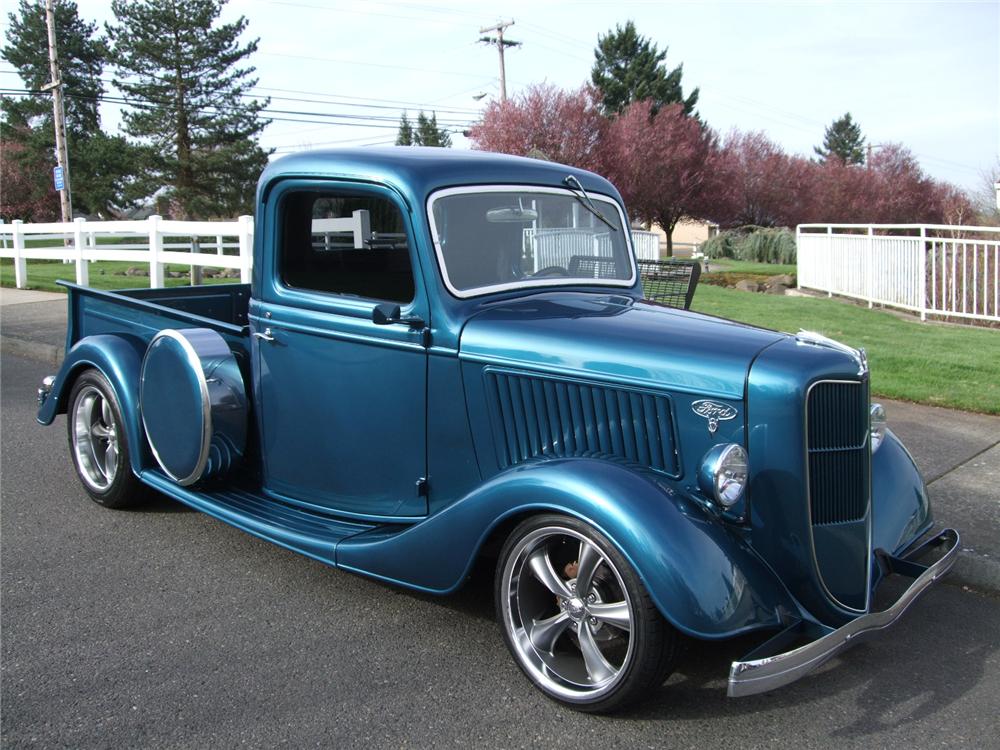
[619,587,997,732]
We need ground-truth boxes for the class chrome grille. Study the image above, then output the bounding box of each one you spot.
[807,380,870,525]
[486,371,680,476]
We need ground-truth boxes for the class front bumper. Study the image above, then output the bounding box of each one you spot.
[728,528,959,698]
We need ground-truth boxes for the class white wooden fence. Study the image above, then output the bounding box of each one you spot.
[797,224,1000,323]
[524,228,660,273]
[0,215,254,289]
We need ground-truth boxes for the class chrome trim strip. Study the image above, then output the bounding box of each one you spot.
[728,528,959,697]
[426,184,637,299]
[804,378,872,614]
[140,329,213,487]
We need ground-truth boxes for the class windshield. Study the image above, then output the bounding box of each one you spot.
[428,186,636,298]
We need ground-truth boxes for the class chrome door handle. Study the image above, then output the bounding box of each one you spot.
[253,327,276,343]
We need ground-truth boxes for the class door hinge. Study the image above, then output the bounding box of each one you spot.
[416,477,429,497]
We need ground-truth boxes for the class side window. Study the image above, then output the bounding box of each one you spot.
[280,191,415,303]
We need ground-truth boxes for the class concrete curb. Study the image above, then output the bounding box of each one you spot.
[1,335,63,366]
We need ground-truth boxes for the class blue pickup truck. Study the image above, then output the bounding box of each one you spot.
[37,148,958,712]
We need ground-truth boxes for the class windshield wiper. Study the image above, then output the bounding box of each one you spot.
[563,175,618,232]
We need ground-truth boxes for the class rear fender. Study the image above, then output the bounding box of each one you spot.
[337,458,797,639]
[37,334,148,476]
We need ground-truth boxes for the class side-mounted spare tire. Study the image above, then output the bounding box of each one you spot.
[140,328,248,486]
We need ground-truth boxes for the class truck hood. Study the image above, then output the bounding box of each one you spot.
[459,293,788,399]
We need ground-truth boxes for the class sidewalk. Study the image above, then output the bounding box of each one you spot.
[2,285,998,594]
[0,287,67,364]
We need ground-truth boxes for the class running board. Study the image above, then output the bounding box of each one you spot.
[140,470,374,566]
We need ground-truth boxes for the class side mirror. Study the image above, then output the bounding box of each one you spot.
[372,303,401,325]
[372,303,425,329]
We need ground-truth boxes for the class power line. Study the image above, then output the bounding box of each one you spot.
[1,88,478,131]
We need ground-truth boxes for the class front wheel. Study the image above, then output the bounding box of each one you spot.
[67,369,147,509]
[496,514,677,712]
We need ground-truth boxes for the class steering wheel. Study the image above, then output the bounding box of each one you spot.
[531,265,571,278]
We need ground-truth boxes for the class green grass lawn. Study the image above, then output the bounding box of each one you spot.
[692,283,1000,415]
[701,259,797,276]
[1,258,237,292]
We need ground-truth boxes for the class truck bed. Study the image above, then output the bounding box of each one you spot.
[61,282,251,354]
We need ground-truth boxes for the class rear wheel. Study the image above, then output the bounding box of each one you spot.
[67,369,146,509]
[496,514,677,713]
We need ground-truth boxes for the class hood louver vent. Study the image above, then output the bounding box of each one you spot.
[486,370,680,477]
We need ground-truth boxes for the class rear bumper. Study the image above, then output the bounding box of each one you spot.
[728,528,960,698]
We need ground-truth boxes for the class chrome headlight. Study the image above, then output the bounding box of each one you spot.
[870,403,887,452]
[698,443,749,508]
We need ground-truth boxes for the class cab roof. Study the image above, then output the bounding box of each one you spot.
[258,147,623,206]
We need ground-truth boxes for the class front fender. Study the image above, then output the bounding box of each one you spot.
[872,429,932,555]
[37,334,148,476]
[337,459,797,639]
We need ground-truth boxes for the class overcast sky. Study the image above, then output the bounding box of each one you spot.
[2,0,997,192]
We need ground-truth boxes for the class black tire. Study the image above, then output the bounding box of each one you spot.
[495,513,677,713]
[66,369,147,509]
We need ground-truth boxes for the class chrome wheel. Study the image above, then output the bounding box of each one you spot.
[71,384,121,492]
[501,525,635,702]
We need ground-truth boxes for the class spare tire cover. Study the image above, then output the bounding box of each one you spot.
[140,328,247,486]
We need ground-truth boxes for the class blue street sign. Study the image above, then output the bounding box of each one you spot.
[53,166,65,191]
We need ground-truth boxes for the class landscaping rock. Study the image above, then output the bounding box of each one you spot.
[773,274,795,287]
[168,271,185,278]
[765,283,789,295]
[125,267,149,277]
[735,279,760,293]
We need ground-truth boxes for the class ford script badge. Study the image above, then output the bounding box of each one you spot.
[692,400,738,434]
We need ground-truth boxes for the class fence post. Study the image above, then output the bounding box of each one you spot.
[795,225,801,288]
[866,226,874,308]
[238,215,253,283]
[148,215,165,288]
[12,220,27,289]
[919,226,927,321]
[826,226,833,297]
[73,217,89,286]
[190,237,202,286]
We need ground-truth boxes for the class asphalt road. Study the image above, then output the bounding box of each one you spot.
[2,352,999,749]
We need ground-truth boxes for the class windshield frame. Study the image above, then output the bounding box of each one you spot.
[426,184,638,299]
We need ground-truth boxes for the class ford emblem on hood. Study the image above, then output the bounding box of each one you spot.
[692,400,738,434]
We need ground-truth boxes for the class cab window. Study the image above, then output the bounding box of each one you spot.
[280,191,415,303]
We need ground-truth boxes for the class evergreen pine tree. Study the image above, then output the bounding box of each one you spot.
[106,0,271,218]
[814,112,866,165]
[396,111,414,145]
[591,21,698,117]
[1,0,138,216]
[415,111,451,147]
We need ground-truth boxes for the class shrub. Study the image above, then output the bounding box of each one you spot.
[701,227,796,264]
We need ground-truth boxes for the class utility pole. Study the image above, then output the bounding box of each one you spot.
[479,20,521,103]
[43,0,73,223]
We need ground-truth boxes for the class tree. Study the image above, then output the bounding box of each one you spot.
[415,111,451,147]
[603,101,721,256]
[591,21,698,117]
[396,112,414,145]
[106,0,271,218]
[814,112,866,165]
[1,0,137,217]
[396,110,451,147]
[0,135,59,222]
[467,84,605,171]
[715,130,815,228]
[973,158,1000,225]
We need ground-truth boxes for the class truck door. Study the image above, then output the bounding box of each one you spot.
[251,181,428,518]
